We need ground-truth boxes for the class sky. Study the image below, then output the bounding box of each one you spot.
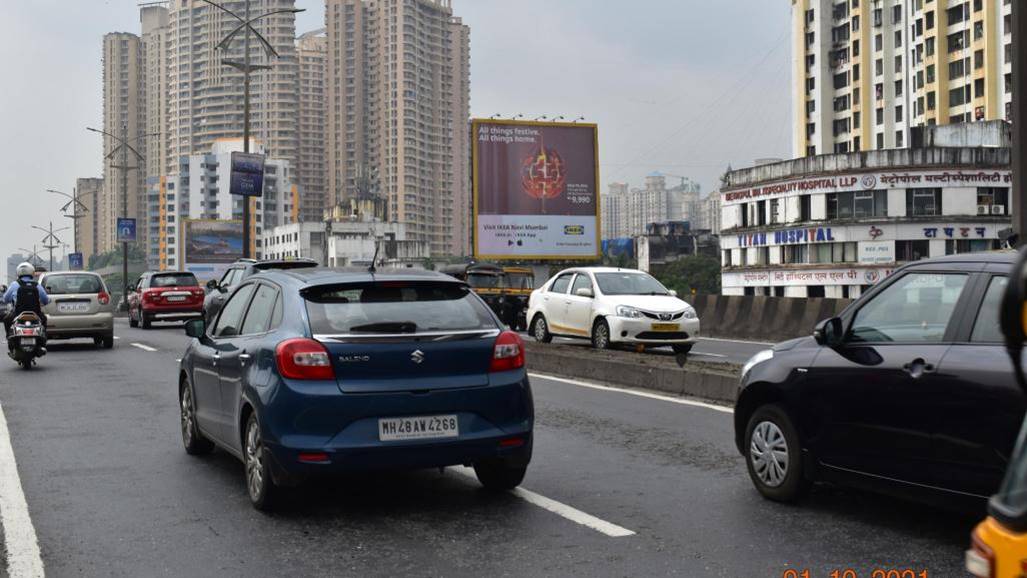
[0,0,791,264]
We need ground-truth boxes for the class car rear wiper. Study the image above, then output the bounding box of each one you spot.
[349,321,418,333]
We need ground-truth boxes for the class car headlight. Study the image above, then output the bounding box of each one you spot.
[682,307,698,320]
[615,305,644,319]
[742,349,774,378]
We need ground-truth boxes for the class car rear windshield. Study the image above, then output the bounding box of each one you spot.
[151,273,199,288]
[506,273,534,290]
[304,282,496,334]
[254,261,318,271]
[594,272,670,296]
[43,274,103,295]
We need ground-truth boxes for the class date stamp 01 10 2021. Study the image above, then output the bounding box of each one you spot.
[782,570,930,578]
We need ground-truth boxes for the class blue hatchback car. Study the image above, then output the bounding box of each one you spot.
[179,268,534,510]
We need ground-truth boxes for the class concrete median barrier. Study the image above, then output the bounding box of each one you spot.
[526,342,741,404]
[688,294,851,342]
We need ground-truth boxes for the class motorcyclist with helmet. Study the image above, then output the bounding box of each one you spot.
[3,262,50,352]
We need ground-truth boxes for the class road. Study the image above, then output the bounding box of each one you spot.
[0,319,974,576]
[522,334,771,366]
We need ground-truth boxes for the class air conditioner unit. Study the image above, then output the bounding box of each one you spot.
[977,205,990,215]
[991,205,1005,215]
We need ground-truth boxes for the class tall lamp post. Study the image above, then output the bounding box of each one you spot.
[1013,0,1025,243]
[48,188,93,255]
[31,223,69,272]
[86,127,157,300]
[199,0,304,259]
[17,248,44,270]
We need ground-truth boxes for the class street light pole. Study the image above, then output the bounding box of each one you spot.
[1013,0,1026,243]
[48,188,93,255]
[31,223,68,272]
[199,0,304,259]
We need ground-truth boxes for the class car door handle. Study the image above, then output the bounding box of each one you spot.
[903,358,936,379]
[239,353,252,364]
[213,351,220,367]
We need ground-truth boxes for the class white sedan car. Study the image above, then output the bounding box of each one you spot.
[526,267,700,354]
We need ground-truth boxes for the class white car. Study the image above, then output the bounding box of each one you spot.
[526,267,700,354]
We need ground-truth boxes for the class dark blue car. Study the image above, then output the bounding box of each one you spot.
[179,268,534,510]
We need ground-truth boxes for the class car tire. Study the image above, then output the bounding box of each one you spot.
[474,460,527,491]
[531,315,553,343]
[591,318,611,350]
[180,381,214,456]
[744,404,809,503]
[672,344,693,355]
[99,333,114,349]
[141,313,151,330]
[244,414,279,511]
[129,308,138,328]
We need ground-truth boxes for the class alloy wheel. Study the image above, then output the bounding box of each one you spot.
[180,387,194,447]
[749,421,789,488]
[245,420,264,501]
[534,318,547,342]
[593,322,609,349]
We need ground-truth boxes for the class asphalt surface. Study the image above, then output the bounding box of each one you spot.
[522,334,769,366]
[0,319,976,576]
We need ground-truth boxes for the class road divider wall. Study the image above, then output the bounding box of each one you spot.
[526,342,741,404]
[688,294,851,342]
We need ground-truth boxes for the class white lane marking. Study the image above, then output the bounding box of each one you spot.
[699,336,773,346]
[689,351,728,358]
[453,468,634,537]
[529,372,734,415]
[112,336,120,340]
[131,343,157,352]
[0,402,45,577]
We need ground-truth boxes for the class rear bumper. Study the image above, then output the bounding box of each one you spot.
[45,312,114,338]
[141,306,203,320]
[257,372,534,480]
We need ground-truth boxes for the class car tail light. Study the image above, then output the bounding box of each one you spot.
[297,452,330,464]
[143,290,156,303]
[97,292,110,305]
[499,437,525,448]
[489,330,525,373]
[965,531,994,578]
[14,327,37,337]
[276,338,335,380]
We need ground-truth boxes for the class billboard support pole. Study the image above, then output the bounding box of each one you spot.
[1014,0,1026,244]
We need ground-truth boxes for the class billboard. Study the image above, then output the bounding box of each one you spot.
[181,220,244,281]
[473,119,600,260]
[229,152,266,197]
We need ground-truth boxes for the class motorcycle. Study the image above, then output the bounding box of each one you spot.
[8,312,46,370]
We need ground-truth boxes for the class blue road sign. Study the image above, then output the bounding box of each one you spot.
[230,152,266,197]
[117,218,137,243]
[68,253,84,270]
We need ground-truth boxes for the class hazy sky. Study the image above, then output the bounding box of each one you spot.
[0,0,790,264]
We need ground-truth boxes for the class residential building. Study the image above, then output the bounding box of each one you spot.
[141,5,170,264]
[296,30,327,223]
[263,219,430,268]
[636,222,720,274]
[100,32,145,256]
[74,177,104,266]
[325,0,472,256]
[600,174,702,239]
[721,121,1012,298]
[697,191,723,235]
[792,0,1014,158]
[166,0,299,176]
[153,139,295,271]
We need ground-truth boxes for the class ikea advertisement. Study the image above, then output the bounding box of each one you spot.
[473,119,600,260]
[181,219,244,280]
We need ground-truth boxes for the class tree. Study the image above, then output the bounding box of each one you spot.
[655,254,721,296]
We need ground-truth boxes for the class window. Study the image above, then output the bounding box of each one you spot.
[240,285,279,335]
[895,105,904,123]
[834,72,850,89]
[214,284,257,338]
[799,195,811,222]
[906,188,941,216]
[896,240,931,262]
[826,191,887,219]
[876,108,884,125]
[895,79,904,97]
[757,200,767,226]
[893,5,903,23]
[550,274,573,294]
[926,11,935,30]
[849,273,969,343]
[978,187,1010,214]
[770,198,780,224]
[570,274,593,296]
[875,58,883,76]
[896,130,904,147]
[970,276,1008,342]
[723,250,733,267]
[950,84,972,107]
[975,49,985,70]
[948,30,969,53]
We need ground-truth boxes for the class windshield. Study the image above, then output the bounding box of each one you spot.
[42,274,103,295]
[594,272,670,296]
[151,273,199,288]
[305,282,496,334]
[505,273,534,290]
[466,273,502,289]
[993,419,1027,519]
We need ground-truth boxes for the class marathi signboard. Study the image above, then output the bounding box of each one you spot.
[116,218,137,243]
[724,222,1004,249]
[722,267,896,288]
[858,241,895,264]
[229,152,266,197]
[472,119,600,260]
[181,220,243,281]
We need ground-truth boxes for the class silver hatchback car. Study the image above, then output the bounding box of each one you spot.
[39,272,115,349]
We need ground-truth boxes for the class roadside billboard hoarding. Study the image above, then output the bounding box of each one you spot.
[472,119,600,261]
[181,219,244,281]
[229,152,266,197]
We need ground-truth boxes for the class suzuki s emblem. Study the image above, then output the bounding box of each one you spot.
[411,350,425,364]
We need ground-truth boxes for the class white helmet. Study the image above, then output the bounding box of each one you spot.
[16,262,34,277]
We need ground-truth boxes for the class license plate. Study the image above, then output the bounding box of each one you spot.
[378,415,459,442]
[651,323,680,332]
[58,303,89,313]
[20,338,35,346]
[166,296,187,302]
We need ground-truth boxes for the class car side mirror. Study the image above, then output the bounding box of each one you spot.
[206,279,218,291]
[575,287,594,298]
[668,289,678,297]
[814,317,845,347]
[185,318,206,339]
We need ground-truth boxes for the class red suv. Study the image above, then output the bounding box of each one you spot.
[128,271,205,329]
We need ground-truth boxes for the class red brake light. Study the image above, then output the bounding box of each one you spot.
[276,338,335,380]
[489,331,525,373]
[97,292,110,305]
[297,452,330,464]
